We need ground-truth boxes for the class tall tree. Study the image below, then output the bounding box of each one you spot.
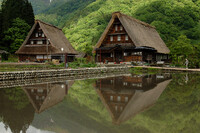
[1,0,34,31]
[2,18,30,53]
[0,0,34,52]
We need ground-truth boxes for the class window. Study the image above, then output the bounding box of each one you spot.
[44,55,51,59]
[36,55,43,59]
[111,53,113,57]
[117,35,121,41]
[124,52,128,56]
[110,36,113,42]
[120,25,123,31]
[42,33,45,37]
[110,96,113,101]
[115,25,118,31]
[37,40,43,44]
[30,41,34,44]
[125,35,129,41]
[38,32,42,37]
[35,33,38,37]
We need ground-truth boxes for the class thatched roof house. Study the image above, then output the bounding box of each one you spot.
[94,12,170,64]
[16,20,77,62]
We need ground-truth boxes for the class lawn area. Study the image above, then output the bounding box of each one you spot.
[0,63,66,72]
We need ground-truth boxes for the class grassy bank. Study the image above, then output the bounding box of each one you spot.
[0,63,65,72]
[129,67,162,74]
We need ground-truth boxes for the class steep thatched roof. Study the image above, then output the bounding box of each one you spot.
[16,20,77,55]
[94,12,170,54]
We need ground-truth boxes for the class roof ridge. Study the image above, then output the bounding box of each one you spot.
[35,20,62,30]
[113,12,155,29]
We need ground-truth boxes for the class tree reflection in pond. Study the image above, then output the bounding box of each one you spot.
[1,73,200,133]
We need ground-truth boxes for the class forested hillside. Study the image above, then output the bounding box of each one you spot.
[28,0,70,15]
[36,0,96,27]
[61,0,200,50]
[1,0,200,66]
[36,0,200,50]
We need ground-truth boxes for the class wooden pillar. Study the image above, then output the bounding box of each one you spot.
[113,51,115,62]
[122,50,124,62]
[96,51,98,62]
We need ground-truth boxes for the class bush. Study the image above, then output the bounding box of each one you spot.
[1,53,9,61]
[68,58,97,68]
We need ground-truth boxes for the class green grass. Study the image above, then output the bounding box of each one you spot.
[129,67,161,74]
[68,58,97,68]
[2,55,18,62]
[0,64,65,72]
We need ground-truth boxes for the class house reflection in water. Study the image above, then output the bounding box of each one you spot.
[95,74,172,124]
[22,80,74,113]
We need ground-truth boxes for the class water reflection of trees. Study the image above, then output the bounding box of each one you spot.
[0,87,34,133]
[0,81,73,133]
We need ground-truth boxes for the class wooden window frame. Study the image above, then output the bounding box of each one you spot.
[115,25,118,31]
[110,36,113,42]
[125,35,129,41]
[120,25,123,31]
[117,35,121,41]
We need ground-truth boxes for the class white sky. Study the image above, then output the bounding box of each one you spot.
[0,122,55,133]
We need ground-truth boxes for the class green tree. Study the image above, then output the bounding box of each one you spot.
[2,18,30,53]
[151,21,180,46]
[0,9,3,49]
[170,35,194,65]
[1,0,34,31]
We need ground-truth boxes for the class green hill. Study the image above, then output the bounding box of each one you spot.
[35,0,96,27]
[2,0,200,61]
[36,0,200,54]
[29,0,70,15]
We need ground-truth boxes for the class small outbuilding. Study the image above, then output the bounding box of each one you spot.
[93,12,170,64]
[16,20,77,62]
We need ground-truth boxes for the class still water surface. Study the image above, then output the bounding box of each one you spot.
[0,73,199,133]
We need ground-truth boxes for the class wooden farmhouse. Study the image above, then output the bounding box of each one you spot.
[95,74,171,124]
[16,20,77,62]
[94,12,170,64]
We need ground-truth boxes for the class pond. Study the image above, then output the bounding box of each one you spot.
[0,72,200,133]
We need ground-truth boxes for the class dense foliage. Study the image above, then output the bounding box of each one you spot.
[2,18,31,53]
[36,0,200,67]
[29,0,70,15]
[36,0,96,27]
[1,0,200,67]
[0,0,34,53]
